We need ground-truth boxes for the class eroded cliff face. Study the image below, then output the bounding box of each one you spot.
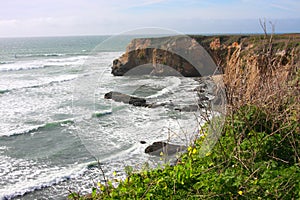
[111,34,300,104]
[111,36,217,77]
[202,34,300,104]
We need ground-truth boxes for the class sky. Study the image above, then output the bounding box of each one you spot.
[0,0,300,37]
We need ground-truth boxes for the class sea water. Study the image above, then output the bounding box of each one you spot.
[0,36,203,199]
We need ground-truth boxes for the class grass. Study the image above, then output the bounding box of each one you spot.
[68,32,300,199]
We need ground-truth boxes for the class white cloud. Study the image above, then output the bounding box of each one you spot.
[271,3,294,11]
[0,19,18,26]
[124,0,168,8]
[0,0,299,37]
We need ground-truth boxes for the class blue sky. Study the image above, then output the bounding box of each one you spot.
[0,0,299,37]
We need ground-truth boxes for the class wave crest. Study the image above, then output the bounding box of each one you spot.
[2,119,74,138]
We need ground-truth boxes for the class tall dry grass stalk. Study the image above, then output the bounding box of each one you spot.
[223,34,300,122]
[221,33,300,165]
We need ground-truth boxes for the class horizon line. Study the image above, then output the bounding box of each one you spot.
[1,31,300,39]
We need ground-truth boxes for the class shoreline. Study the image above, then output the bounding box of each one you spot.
[68,33,299,199]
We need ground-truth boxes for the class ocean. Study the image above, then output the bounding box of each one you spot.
[0,35,205,199]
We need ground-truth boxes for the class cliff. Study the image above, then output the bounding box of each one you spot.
[112,34,300,104]
[112,34,300,75]
[112,36,218,77]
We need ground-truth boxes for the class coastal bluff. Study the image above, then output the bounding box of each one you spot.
[111,36,218,77]
[111,34,300,79]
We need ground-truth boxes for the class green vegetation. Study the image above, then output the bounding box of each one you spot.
[69,103,299,199]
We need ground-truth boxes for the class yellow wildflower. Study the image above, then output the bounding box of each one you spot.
[192,148,197,154]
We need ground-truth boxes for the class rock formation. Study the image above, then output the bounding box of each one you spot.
[104,91,147,107]
[111,36,217,77]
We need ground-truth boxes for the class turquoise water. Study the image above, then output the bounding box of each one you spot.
[0,36,202,199]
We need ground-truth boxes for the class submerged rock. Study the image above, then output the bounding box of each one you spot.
[175,105,201,112]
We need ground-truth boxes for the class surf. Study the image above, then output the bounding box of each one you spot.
[1,119,74,138]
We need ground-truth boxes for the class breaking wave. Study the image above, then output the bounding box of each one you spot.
[1,119,74,138]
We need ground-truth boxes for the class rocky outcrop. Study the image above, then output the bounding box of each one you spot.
[104,91,175,108]
[112,36,217,77]
[104,89,211,111]
[112,48,201,77]
[104,91,147,107]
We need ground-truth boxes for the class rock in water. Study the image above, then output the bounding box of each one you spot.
[145,141,186,156]
[104,91,147,107]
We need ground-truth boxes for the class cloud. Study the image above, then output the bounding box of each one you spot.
[271,3,294,11]
[0,0,299,37]
[270,0,300,12]
[129,0,167,7]
[0,19,18,26]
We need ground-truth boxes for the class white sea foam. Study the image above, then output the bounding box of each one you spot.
[0,61,45,71]
[0,118,75,137]
[1,125,43,137]
[0,42,213,200]
[147,76,181,99]
[0,74,78,92]
[17,53,66,58]
[0,61,14,65]
[0,56,87,72]
[0,155,87,200]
